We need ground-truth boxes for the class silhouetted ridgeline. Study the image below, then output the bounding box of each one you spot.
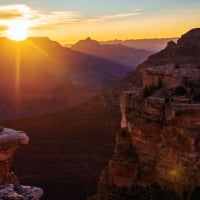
[71,37,152,70]
[0,37,132,120]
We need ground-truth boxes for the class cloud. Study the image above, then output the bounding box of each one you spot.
[31,10,84,30]
[0,11,22,19]
[97,10,142,22]
[30,20,83,30]
[32,10,142,30]
[0,4,142,31]
[0,5,30,20]
[0,25,8,31]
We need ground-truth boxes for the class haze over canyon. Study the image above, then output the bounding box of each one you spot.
[0,27,199,200]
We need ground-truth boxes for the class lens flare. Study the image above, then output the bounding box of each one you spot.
[7,21,28,41]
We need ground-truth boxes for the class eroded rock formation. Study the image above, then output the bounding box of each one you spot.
[94,28,200,200]
[0,127,43,200]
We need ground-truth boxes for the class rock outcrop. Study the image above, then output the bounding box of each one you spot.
[0,127,43,200]
[139,28,200,70]
[94,28,200,200]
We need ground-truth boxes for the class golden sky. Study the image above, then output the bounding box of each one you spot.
[0,1,200,43]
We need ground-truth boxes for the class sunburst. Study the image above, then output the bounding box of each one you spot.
[7,20,29,41]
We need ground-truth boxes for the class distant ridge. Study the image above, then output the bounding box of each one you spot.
[0,37,131,120]
[101,38,178,52]
[71,37,152,70]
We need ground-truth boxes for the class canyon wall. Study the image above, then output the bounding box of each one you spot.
[94,28,200,200]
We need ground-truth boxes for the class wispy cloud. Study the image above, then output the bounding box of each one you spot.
[0,25,8,31]
[0,5,22,19]
[103,9,142,20]
[0,11,22,19]
[0,4,34,20]
[0,4,142,31]
[31,10,83,30]
[93,10,142,22]
[31,10,142,30]
[104,12,140,19]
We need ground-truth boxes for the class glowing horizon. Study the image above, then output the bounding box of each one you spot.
[0,1,200,44]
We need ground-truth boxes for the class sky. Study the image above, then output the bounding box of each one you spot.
[0,0,200,43]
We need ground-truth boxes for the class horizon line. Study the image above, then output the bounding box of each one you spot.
[0,36,179,44]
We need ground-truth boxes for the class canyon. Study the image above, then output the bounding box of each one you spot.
[3,28,200,200]
[4,92,121,200]
[0,37,136,120]
[94,28,200,200]
[0,35,150,199]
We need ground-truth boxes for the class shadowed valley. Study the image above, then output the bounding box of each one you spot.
[0,37,151,199]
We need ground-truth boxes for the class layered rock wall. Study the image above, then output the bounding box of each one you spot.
[94,28,200,200]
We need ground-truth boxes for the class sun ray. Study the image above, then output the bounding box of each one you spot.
[27,39,59,63]
[27,40,51,58]
[15,42,21,108]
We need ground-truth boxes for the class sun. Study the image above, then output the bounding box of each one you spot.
[7,21,28,41]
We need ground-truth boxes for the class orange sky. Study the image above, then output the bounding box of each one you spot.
[0,2,199,43]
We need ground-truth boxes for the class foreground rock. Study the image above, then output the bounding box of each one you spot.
[0,127,43,200]
[93,28,200,200]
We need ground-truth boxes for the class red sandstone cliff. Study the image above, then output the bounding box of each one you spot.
[93,28,200,200]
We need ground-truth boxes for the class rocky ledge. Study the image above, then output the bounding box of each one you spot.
[0,127,43,200]
[93,29,200,200]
